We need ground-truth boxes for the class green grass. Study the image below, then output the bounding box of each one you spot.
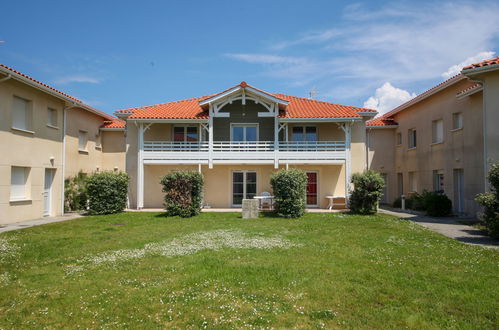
[0,212,498,329]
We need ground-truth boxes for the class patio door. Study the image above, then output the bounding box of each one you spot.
[43,169,55,216]
[232,171,257,206]
[306,172,318,207]
[231,124,258,142]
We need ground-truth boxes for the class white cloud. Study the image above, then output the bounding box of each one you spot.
[441,51,496,78]
[53,75,102,85]
[225,2,499,101]
[363,82,416,114]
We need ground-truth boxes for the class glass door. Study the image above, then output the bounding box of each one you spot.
[306,172,318,206]
[231,124,258,142]
[232,171,257,206]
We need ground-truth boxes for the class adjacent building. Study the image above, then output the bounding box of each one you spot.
[367,57,499,216]
[115,82,376,209]
[0,65,125,224]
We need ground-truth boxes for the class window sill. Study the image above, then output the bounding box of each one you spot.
[431,141,444,146]
[9,198,32,204]
[46,124,59,130]
[78,149,89,154]
[407,147,417,151]
[11,127,35,135]
[451,127,463,132]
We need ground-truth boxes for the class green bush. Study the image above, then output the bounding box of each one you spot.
[270,168,307,218]
[86,171,129,215]
[425,193,452,217]
[476,162,499,238]
[64,171,88,212]
[349,170,385,215]
[160,170,204,218]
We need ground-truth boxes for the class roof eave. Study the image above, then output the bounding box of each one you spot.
[462,63,499,76]
[199,85,289,106]
[279,117,362,123]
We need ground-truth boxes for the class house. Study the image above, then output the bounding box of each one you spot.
[0,64,126,224]
[116,82,377,209]
[367,56,499,216]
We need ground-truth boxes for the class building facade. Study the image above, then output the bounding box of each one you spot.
[0,65,125,224]
[367,57,499,216]
[116,82,376,209]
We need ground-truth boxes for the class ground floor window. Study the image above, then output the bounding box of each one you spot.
[10,166,30,201]
[232,171,257,206]
[306,172,318,206]
[433,170,444,193]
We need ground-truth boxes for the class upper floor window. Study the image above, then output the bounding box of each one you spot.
[432,119,443,143]
[78,130,88,152]
[174,126,198,142]
[396,132,402,146]
[452,112,463,130]
[10,166,30,201]
[231,124,257,142]
[408,128,417,149]
[292,126,317,142]
[12,96,31,131]
[47,108,58,128]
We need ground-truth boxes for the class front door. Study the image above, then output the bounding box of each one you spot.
[232,171,257,206]
[453,169,464,213]
[306,172,318,207]
[43,169,55,216]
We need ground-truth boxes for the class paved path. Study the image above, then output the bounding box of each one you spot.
[380,208,499,249]
[0,214,83,234]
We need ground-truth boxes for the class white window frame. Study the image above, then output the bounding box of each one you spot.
[12,96,32,133]
[433,170,445,193]
[172,125,199,142]
[291,125,318,142]
[452,112,463,130]
[10,166,30,201]
[95,133,102,149]
[231,170,257,207]
[47,107,58,129]
[408,171,417,193]
[432,119,444,144]
[78,130,88,152]
[408,128,417,149]
[230,123,259,142]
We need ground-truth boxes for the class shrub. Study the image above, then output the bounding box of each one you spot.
[270,168,307,218]
[160,171,204,218]
[64,171,88,212]
[476,162,499,238]
[86,171,129,215]
[425,193,452,217]
[349,170,385,215]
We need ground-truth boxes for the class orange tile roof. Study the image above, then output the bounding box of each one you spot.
[0,64,82,102]
[456,83,482,96]
[366,117,397,127]
[463,56,499,70]
[115,83,375,120]
[101,118,126,129]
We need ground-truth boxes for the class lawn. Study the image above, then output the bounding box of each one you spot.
[0,212,498,329]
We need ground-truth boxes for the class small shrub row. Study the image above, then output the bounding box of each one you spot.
[64,171,129,215]
[393,190,452,217]
[476,162,499,238]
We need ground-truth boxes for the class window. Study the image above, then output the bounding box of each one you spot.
[408,128,417,149]
[12,96,31,131]
[10,166,29,201]
[78,130,88,152]
[408,172,417,192]
[173,126,199,142]
[47,108,58,127]
[432,119,443,143]
[396,132,402,145]
[292,126,317,142]
[232,171,257,206]
[231,124,258,142]
[433,170,444,193]
[452,112,463,130]
[95,134,102,149]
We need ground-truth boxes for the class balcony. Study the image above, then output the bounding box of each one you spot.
[142,141,347,165]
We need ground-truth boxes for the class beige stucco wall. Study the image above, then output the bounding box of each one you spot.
[368,79,485,215]
[102,130,126,171]
[0,79,64,223]
[142,164,345,209]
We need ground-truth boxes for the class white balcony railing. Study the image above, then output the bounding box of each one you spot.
[142,141,347,164]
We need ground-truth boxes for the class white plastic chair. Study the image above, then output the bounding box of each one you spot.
[261,191,272,210]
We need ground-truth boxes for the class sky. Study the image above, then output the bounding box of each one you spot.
[1,0,499,116]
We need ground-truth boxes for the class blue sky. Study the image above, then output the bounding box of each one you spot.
[1,0,499,115]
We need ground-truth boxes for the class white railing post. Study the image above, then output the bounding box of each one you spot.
[274,104,279,168]
[343,123,352,205]
[137,123,145,209]
[208,106,214,168]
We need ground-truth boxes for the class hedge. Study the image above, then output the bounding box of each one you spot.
[86,171,129,215]
[349,170,384,215]
[476,162,499,238]
[64,171,89,212]
[270,168,307,218]
[160,170,204,218]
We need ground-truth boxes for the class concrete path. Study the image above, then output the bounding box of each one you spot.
[0,214,83,234]
[380,208,499,249]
